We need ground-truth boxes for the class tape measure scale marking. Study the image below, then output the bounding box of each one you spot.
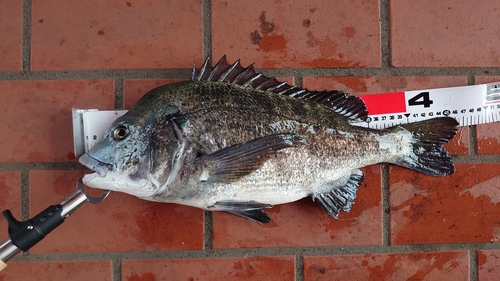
[358,82,500,129]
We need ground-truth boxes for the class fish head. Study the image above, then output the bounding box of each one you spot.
[79,114,156,197]
[79,105,185,198]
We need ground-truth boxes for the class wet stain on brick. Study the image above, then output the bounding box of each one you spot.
[67,152,77,160]
[126,1,132,7]
[367,255,399,280]
[407,253,461,280]
[342,26,356,38]
[301,56,364,68]
[258,34,287,52]
[477,124,500,154]
[335,77,369,93]
[478,250,500,277]
[231,257,292,279]
[391,164,500,244]
[127,272,156,281]
[134,203,175,246]
[317,36,337,56]
[38,19,43,23]
[251,11,288,53]
[302,32,363,68]
[306,252,466,280]
[366,252,461,280]
[478,251,488,269]
[302,19,310,27]
[478,137,500,154]
[97,30,105,35]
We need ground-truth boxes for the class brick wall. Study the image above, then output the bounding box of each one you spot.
[1,0,500,280]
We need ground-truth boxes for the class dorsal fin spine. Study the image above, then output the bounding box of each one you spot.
[196,58,211,81]
[289,89,306,97]
[209,56,230,81]
[191,56,369,121]
[219,61,239,82]
[255,77,276,90]
[234,64,256,85]
[266,81,288,92]
[191,64,196,80]
[244,74,264,87]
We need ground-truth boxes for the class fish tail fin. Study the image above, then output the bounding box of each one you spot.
[390,117,459,176]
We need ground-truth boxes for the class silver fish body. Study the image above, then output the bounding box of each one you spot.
[80,57,458,223]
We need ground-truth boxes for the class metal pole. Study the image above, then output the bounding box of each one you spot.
[0,179,109,271]
[0,239,18,264]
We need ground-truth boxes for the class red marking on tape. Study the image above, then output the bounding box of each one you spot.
[360,92,407,115]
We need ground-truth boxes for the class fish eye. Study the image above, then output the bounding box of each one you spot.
[113,125,129,140]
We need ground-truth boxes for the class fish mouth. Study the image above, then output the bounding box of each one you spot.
[79,154,112,177]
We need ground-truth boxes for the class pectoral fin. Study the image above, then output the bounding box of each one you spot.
[208,201,273,223]
[312,169,364,219]
[198,133,306,183]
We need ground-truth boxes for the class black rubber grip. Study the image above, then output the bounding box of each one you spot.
[2,205,65,252]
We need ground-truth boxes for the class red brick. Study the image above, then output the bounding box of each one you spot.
[122,256,295,281]
[0,172,21,235]
[124,79,187,109]
[475,76,500,85]
[0,261,112,281]
[212,0,380,68]
[391,164,500,244]
[0,80,114,162]
[391,1,500,67]
[479,250,500,281]
[304,251,468,281]
[475,76,500,155]
[29,170,203,253]
[303,76,469,154]
[31,0,202,70]
[0,0,22,70]
[212,166,382,248]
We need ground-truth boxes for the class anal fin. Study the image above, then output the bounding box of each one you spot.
[208,201,273,224]
[312,169,364,219]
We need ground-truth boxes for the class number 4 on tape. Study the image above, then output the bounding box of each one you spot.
[357,82,500,129]
[408,92,433,108]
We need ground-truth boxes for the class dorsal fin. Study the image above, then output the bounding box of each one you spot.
[191,56,368,121]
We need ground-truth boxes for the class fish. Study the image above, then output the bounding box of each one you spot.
[79,56,459,223]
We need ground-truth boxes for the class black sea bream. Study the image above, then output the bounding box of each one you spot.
[79,56,459,223]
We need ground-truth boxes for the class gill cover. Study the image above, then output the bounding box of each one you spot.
[146,113,190,189]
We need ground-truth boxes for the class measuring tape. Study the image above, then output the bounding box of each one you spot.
[72,82,500,156]
[358,82,500,129]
